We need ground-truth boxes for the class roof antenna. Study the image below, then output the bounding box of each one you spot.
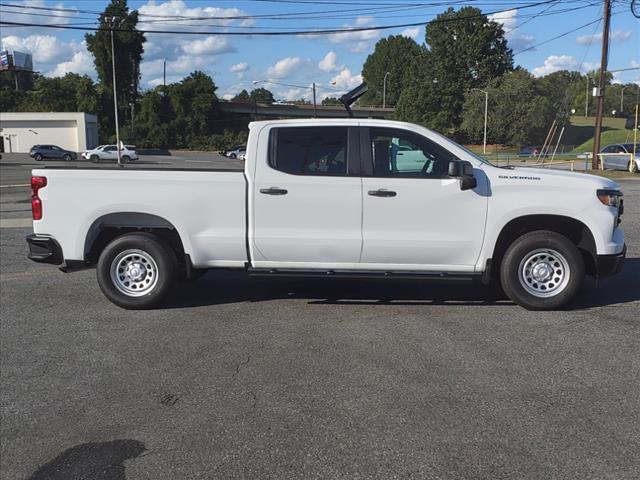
[339,82,368,118]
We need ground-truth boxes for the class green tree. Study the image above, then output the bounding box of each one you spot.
[15,74,98,113]
[136,88,176,147]
[85,0,145,112]
[396,7,513,135]
[321,97,342,106]
[462,70,553,146]
[250,87,275,104]
[232,89,251,103]
[166,71,218,148]
[361,35,423,107]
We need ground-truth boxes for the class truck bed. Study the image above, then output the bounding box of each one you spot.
[33,168,248,268]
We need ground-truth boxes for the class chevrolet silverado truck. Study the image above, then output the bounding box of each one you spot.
[26,118,626,310]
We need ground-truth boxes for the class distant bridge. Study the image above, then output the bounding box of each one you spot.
[218,101,395,119]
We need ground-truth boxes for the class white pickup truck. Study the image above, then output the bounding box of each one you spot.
[26,118,625,310]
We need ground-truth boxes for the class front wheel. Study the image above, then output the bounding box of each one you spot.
[97,233,177,309]
[500,230,585,310]
[91,154,99,163]
[34,153,43,161]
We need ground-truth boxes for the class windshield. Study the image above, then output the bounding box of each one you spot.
[449,138,495,166]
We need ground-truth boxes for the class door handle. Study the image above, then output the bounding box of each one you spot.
[368,189,397,197]
[260,187,288,195]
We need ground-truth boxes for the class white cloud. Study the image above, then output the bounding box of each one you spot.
[229,61,250,79]
[181,36,235,56]
[532,55,581,77]
[489,9,534,51]
[281,88,304,101]
[137,0,251,85]
[318,51,338,72]
[330,68,362,90]
[328,16,379,53]
[1,34,95,78]
[266,57,307,78]
[401,27,420,40]
[0,0,73,35]
[576,30,632,45]
[230,62,249,73]
[47,47,94,77]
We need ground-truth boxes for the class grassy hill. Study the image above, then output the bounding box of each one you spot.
[566,116,635,152]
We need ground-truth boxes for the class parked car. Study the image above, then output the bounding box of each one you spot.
[27,118,625,311]
[517,146,540,157]
[225,146,246,159]
[600,143,639,173]
[82,145,139,163]
[29,145,77,162]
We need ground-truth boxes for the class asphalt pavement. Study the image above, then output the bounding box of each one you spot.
[1,160,639,479]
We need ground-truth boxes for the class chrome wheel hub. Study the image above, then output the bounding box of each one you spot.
[518,248,570,298]
[110,249,158,297]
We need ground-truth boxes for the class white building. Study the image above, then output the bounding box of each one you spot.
[0,112,99,153]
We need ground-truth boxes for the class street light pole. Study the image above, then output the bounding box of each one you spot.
[109,17,122,167]
[620,85,627,113]
[472,88,489,155]
[383,71,391,109]
[585,75,589,117]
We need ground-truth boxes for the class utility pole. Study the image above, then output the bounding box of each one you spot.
[620,85,627,113]
[163,59,166,91]
[592,0,611,170]
[585,76,589,117]
[109,16,122,167]
[312,82,317,118]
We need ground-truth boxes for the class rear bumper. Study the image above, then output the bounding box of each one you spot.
[26,234,63,265]
[596,244,626,277]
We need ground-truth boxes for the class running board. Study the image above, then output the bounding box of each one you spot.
[247,268,480,282]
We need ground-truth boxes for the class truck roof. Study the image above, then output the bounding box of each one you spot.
[248,118,414,129]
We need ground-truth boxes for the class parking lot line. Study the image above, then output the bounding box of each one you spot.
[0,218,32,228]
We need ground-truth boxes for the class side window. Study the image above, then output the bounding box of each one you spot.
[601,146,613,153]
[369,127,457,178]
[104,146,116,152]
[269,127,348,176]
[51,146,60,151]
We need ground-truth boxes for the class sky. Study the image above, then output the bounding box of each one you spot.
[0,0,638,102]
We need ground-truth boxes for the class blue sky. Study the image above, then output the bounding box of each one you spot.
[1,0,638,102]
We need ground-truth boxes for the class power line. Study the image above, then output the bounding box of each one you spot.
[0,0,594,36]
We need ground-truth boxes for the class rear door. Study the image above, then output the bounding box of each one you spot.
[360,126,487,272]
[251,125,363,268]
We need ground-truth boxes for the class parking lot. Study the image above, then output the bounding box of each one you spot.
[1,159,639,479]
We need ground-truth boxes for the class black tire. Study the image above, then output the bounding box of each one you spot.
[34,153,43,161]
[96,233,177,309]
[91,154,99,163]
[500,230,585,310]
[63,153,72,162]
[628,160,638,174]
[229,153,236,159]
[122,155,131,163]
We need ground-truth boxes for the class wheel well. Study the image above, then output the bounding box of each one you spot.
[84,213,186,265]
[491,215,597,277]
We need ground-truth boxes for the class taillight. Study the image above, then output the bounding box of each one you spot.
[31,176,47,220]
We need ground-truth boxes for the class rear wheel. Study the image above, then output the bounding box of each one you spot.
[97,233,177,309]
[122,155,131,163]
[63,153,72,161]
[500,230,584,310]
[34,153,43,161]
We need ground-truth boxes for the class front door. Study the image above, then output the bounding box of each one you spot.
[252,125,363,268]
[360,127,487,272]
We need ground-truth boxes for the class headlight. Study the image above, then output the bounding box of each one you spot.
[597,189,623,207]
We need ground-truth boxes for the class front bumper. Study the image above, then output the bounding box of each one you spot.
[596,244,626,277]
[26,234,63,265]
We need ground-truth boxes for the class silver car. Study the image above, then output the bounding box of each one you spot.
[600,143,639,173]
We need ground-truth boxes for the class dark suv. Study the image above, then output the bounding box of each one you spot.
[29,145,77,162]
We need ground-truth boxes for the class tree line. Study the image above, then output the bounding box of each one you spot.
[1,1,637,150]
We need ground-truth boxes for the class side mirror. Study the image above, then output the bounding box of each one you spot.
[448,160,477,191]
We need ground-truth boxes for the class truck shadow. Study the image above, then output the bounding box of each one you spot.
[165,258,640,309]
[27,439,145,480]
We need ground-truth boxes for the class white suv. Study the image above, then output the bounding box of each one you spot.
[82,145,139,163]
